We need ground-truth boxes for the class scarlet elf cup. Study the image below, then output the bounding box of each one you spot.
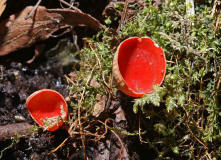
[26,89,68,131]
[112,37,166,97]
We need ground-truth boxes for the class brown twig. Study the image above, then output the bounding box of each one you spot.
[64,74,75,86]
[88,41,102,68]
[92,118,110,141]
[138,115,148,144]
[49,138,69,154]
[211,0,218,17]
[59,0,81,12]
[25,0,42,20]
[216,76,221,90]
[214,16,220,35]
[102,71,110,90]
[0,123,33,141]
[110,129,126,159]
[105,73,114,109]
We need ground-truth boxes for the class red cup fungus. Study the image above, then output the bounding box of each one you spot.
[113,37,166,97]
[26,89,68,131]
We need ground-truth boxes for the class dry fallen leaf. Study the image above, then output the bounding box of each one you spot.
[93,95,106,117]
[0,6,103,56]
[90,78,101,88]
[0,0,6,17]
[48,8,103,31]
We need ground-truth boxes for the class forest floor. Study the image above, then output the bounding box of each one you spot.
[0,0,221,160]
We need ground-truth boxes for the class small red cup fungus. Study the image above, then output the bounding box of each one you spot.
[26,89,68,131]
[113,37,166,97]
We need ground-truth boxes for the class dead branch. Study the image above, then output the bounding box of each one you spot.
[0,123,33,141]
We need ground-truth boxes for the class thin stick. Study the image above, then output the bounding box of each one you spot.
[59,0,81,12]
[88,42,101,68]
[138,116,148,144]
[95,118,111,141]
[211,0,218,17]
[0,123,33,141]
[110,129,126,159]
[49,138,69,154]
[214,16,220,35]
[25,0,42,20]
[105,73,114,108]
[84,38,102,68]
[217,76,221,90]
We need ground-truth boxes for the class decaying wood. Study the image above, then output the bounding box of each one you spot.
[0,122,33,141]
[0,6,103,56]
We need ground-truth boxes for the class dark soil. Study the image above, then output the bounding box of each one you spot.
[0,37,73,159]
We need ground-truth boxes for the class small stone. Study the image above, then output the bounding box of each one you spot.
[15,115,26,122]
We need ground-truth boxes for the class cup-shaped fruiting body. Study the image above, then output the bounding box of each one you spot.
[113,37,166,97]
[26,89,68,131]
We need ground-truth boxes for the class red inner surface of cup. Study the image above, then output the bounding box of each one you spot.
[26,89,68,131]
[118,37,166,95]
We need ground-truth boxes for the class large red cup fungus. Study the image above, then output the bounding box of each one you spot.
[113,37,166,97]
[26,89,68,131]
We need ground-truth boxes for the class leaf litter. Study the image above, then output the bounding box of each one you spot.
[0,0,6,17]
[0,5,102,56]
